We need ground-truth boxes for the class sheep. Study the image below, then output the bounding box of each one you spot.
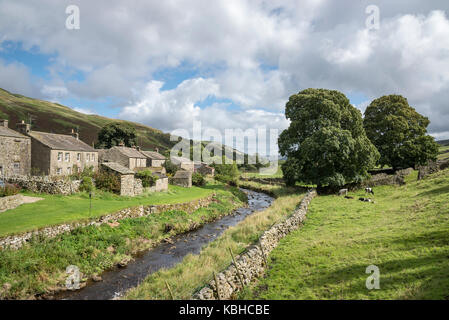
[338,188,348,196]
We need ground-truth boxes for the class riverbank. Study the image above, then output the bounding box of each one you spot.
[241,169,449,300]
[123,186,305,300]
[0,184,245,299]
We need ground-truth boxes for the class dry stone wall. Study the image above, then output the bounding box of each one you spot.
[4,176,80,195]
[0,195,24,213]
[0,194,216,250]
[194,189,317,300]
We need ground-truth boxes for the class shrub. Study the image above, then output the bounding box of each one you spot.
[0,184,21,197]
[136,170,159,188]
[79,176,95,193]
[192,172,206,186]
[93,171,121,194]
[212,163,240,186]
[163,160,179,176]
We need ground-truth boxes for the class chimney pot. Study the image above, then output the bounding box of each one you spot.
[16,121,30,134]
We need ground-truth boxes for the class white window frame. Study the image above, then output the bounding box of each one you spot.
[58,152,63,162]
[65,152,70,162]
[77,153,81,161]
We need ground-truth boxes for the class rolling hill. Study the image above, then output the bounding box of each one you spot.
[0,88,177,153]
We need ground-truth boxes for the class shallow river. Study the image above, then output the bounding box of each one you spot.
[55,188,274,300]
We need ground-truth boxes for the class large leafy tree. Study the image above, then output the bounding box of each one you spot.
[97,122,138,149]
[279,88,379,188]
[363,95,439,170]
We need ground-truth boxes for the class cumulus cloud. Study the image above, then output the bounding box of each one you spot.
[1,0,449,140]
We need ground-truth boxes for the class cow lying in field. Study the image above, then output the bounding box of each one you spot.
[365,187,374,195]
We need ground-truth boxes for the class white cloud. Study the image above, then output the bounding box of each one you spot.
[1,0,449,139]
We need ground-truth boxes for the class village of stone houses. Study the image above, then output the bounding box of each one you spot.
[0,1,448,304]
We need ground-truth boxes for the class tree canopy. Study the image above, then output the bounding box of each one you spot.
[279,88,379,188]
[97,122,137,149]
[363,95,439,169]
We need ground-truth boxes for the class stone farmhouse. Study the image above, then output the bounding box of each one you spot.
[99,146,147,171]
[14,122,98,176]
[140,150,166,167]
[0,120,31,177]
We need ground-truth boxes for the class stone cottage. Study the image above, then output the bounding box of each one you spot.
[101,162,139,196]
[171,170,192,188]
[194,162,215,176]
[140,150,166,167]
[15,122,98,176]
[0,119,31,177]
[99,146,146,171]
[171,156,195,172]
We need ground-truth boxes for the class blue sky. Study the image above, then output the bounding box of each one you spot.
[0,0,448,149]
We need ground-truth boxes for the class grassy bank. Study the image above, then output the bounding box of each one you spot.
[0,185,215,237]
[0,185,244,299]
[242,169,449,300]
[123,188,305,300]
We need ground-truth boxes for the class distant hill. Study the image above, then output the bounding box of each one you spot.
[436,139,449,146]
[0,88,263,164]
[0,88,178,153]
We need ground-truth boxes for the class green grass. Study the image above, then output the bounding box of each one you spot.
[438,145,449,161]
[0,186,245,299]
[0,185,215,237]
[242,169,449,300]
[124,188,305,300]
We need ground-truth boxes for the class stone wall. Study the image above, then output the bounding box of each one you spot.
[120,174,135,196]
[148,177,168,192]
[194,190,317,300]
[0,193,216,250]
[0,195,23,213]
[418,160,449,180]
[4,175,80,195]
[0,135,31,176]
[133,178,143,196]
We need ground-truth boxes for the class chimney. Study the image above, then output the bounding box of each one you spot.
[0,119,8,128]
[118,141,125,147]
[71,128,79,140]
[136,146,141,151]
[155,147,159,153]
[16,120,31,135]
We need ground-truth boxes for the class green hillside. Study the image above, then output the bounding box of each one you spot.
[0,88,175,153]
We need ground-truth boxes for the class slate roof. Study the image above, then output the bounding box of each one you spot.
[28,131,95,152]
[0,126,29,139]
[173,170,192,178]
[140,150,166,160]
[102,162,135,175]
[111,146,146,158]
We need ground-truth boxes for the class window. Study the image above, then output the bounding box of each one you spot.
[87,154,90,161]
[58,152,63,161]
[91,154,95,162]
[13,162,20,174]
[77,153,81,161]
[57,168,62,175]
[67,167,72,174]
[65,153,70,162]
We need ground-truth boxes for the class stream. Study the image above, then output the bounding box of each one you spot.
[54,188,274,300]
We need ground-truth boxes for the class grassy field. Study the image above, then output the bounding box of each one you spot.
[124,187,305,300]
[0,185,245,299]
[438,145,449,161]
[241,170,449,300]
[0,185,216,237]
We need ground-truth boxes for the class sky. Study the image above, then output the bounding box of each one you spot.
[0,0,449,155]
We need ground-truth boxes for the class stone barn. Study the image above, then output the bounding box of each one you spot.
[0,119,31,177]
[99,146,146,171]
[101,162,139,197]
[171,170,192,188]
[140,150,166,168]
